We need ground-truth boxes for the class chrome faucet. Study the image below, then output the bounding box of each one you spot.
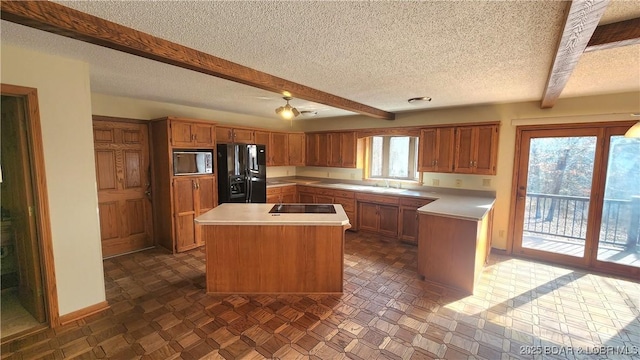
[383,179,390,188]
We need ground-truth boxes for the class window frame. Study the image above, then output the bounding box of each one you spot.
[368,135,420,181]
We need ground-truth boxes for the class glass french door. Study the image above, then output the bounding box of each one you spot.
[512,124,640,276]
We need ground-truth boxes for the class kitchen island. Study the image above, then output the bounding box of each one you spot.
[194,203,350,294]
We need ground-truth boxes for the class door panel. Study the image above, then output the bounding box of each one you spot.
[358,203,379,232]
[124,151,142,188]
[594,130,640,271]
[378,205,399,237]
[95,150,117,190]
[513,129,597,266]
[198,177,216,213]
[93,120,153,257]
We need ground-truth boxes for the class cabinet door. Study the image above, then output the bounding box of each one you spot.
[316,195,334,204]
[267,194,281,203]
[328,133,342,167]
[216,126,234,143]
[270,132,289,166]
[340,132,357,168]
[254,130,270,146]
[305,134,318,166]
[288,133,305,166]
[435,127,455,172]
[418,128,437,172]
[171,121,195,147]
[454,127,475,174]
[197,176,216,214]
[317,133,329,166]
[378,205,399,237]
[358,202,379,233]
[474,125,498,175]
[233,129,254,144]
[399,206,419,244]
[281,193,296,203]
[173,178,197,252]
[298,192,315,203]
[194,124,215,146]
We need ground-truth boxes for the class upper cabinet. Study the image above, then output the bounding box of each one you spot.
[454,125,499,175]
[216,126,254,144]
[418,127,455,173]
[288,133,305,166]
[306,131,358,168]
[418,123,499,175]
[171,119,215,147]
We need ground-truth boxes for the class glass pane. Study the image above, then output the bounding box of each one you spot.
[389,137,409,178]
[370,136,383,177]
[597,136,640,268]
[522,136,596,257]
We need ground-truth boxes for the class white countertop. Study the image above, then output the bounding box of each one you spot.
[195,203,351,226]
[267,179,495,221]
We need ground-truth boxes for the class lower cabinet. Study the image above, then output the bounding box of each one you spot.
[358,202,399,237]
[297,186,317,203]
[173,176,216,252]
[267,185,298,203]
[398,198,434,245]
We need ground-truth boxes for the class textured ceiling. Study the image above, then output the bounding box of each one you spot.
[1,0,639,122]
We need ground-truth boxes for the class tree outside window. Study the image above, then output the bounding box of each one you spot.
[369,136,419,181]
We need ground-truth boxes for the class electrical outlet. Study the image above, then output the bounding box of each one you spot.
[432,179,440,186]
[455,179,462,187]
[482,178,491,187]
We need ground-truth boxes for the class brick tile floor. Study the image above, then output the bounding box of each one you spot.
[2,231,639,359]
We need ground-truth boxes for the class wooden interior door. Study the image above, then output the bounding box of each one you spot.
[1,96,46,322]
[93,119,153,258]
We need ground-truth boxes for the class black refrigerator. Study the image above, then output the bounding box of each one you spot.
[217,143,267,203]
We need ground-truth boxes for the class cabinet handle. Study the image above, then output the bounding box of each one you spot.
[196,182,200,189]
[435,160,438,166]
[192,180,197,189]
[469,161,473,167]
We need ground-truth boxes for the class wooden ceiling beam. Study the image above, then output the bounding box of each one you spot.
[0,1,396,120]
[541,0,610,109]
[585,17,640,52]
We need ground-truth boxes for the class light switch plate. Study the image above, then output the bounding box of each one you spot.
[482,178,491,187]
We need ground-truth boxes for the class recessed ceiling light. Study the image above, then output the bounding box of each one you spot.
[300,110,318,117]
[408,97,432,104]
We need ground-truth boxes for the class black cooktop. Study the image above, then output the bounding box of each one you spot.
[269,204,336,214]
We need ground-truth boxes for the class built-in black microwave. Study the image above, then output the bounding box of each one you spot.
[173,150,213,176]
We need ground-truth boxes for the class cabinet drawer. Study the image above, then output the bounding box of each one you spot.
[281,185,297,194]
[266,187,281,195]
[399,197,433,208]
[316,188,335,196]
[297,186,317,194]
[356,193,399,205]
[334,197,355,212]
[332,189,355,199]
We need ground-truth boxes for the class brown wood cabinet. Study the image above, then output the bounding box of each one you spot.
[170,119,215,148]
[254,130,270,147]
[216,126,254,144]
[356,193,399,237]
[297,185,317,203]
[308,131,358,168]
[150,117,218,253]
[328,132,357,168]
[267,185,297,203]
[417,208,493,295]
[454,125,499,175]
[398,197,434,245]
[288,133,305,166]
[418,127,455,173]
[173,176,216,252]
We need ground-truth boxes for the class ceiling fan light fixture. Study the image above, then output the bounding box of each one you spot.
[275,96,300,119]
[408,96,432,104]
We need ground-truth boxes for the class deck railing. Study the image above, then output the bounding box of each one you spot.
[524,193,640,250]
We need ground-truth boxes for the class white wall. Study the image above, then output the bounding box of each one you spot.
[91,93,304,132]
[1,44,105,315]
